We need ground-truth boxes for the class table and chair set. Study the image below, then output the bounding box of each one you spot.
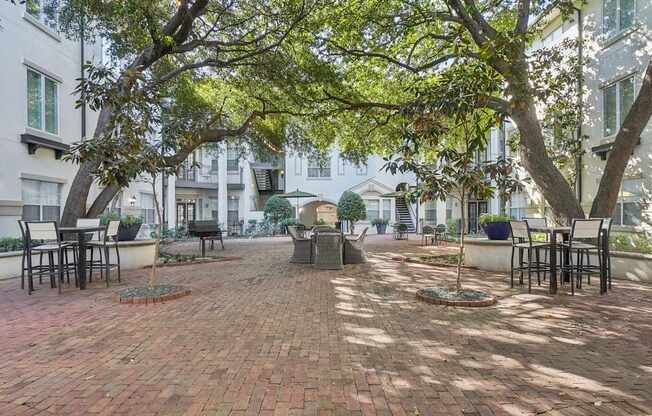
[509,217,613,295]
[17,218,123,295]
[287,225,368,270]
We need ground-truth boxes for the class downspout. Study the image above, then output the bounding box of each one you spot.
[80,4,86,139]
[574,6,584,204]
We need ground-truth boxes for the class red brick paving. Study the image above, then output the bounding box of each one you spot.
[1,235,651,415]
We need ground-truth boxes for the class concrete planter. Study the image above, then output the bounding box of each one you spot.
[464,237,652,283]
[0,240,157,281]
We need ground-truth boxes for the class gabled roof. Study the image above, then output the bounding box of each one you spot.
[345,178,396,196]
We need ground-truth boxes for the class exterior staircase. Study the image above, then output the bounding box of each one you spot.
[395,196,416,233]
[253,169,273,192]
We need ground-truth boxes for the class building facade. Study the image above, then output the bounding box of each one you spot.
[0,2,160,238]
[506,0,652,232]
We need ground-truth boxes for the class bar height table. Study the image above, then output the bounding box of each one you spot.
[528,226,571,295]
[59,225,106,290]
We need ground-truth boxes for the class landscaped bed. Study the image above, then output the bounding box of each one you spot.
[155,252,241,267]
[416,287,496,307]
[118,285,191,304]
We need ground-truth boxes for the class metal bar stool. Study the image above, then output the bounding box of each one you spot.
[24,221,75,294]
[509,220,553,293]
[559,219,604,295]
[86,220,122,287]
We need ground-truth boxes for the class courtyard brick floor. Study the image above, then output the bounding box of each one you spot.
[1,235,651,416]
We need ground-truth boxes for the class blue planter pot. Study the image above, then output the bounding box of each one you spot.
[482,221,510,240]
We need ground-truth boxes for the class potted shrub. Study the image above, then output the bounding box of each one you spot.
[371,218,389,234]
[479,213,511,240]
[392,222,408,239]
[264,195,293,234]
[101,212,143,241]
[337,191,366,234]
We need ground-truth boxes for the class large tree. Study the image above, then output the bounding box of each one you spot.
[299,0,652,223]
[55,0,316,225]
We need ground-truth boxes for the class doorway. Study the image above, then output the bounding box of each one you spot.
[467,200,488,234]
[176,201,196,226]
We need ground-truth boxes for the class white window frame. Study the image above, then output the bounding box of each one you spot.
[602,74,636,138]
[307,157,331,179]
[613,178,643,226]
[294,157,303,176]
[21,179,61,221]
[337,157,346,176]
[603,0,636,38]
[364,199,380,222]
[25,0,58,31]
[355,162,368,176]
[26,68,60,136]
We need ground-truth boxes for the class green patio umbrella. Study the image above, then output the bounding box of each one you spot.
[280,189,318,220]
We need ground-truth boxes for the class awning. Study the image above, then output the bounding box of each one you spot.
[21,133,69,159]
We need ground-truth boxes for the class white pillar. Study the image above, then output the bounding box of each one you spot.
[167,175,177,228]
[217,143,228,227]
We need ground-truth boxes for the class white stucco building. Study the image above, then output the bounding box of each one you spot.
[507,0,652,232]
[0,2,160,238]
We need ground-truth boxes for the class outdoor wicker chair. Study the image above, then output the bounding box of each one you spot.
[288,226,312,264]
[344,227,368,264]
[314,232,343,270]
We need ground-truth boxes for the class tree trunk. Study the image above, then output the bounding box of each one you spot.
[510,99,585,224]
[457,193,465,291]
[149,176,162,288]
[86,183,122,218]
[591,61,652,217]
[61,105,113,226]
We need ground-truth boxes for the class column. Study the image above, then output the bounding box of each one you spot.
[217,143,228,227]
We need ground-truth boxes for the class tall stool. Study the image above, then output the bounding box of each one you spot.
[509,220,552,293]
[560,219,603,295]
[17,220,47,289]
[24,221,74,294]
[87,220,121,286]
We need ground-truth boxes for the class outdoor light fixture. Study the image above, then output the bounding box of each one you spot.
[129,196,137,207]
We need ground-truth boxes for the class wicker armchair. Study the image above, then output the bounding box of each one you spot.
[288,226,312,264]
[344,227,368,264]
[314,232,343,270]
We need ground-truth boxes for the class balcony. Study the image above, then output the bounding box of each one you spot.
[176,167,219,189]
[249,154,285,170]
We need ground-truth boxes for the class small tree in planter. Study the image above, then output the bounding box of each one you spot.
[264,196,293,234]
[371,218,389,234]
[337,191,366,234]
[386,122,518,292]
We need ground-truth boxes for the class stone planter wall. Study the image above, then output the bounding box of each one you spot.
[0,240,157,281]
[464,237,652,283]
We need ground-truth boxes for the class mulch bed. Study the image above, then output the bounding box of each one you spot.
[118,285,191,304]
[147,256,242,268]
[391,255,477,269]
[416,286,497,307]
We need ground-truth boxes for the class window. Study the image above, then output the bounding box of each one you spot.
[425,201,437,224]
[140,193,155,224]
[603,0,635,38]
[294,157,302,176]
[356,162,368,176]
[613,178,642,226]
[445,199,453,222]
[227,146,239,172]
[227,198,239,226]
[307,157,331,178]
[382,199,391,220]
[603,76,635,137]
[337,158,346,175]
[27,68,58,135]
[26,0,58,30]
[21,179,61,221]
[208,197,218,219]
[365,200,380,222]
[210,158,218,173]
[541,26,562,48]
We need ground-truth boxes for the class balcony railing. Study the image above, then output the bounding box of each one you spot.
[178,167,218,185]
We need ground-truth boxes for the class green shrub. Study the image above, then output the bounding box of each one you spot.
[447,218,459,235]
[393,223,408,231]
[337,191,366,232]
[479,213,510,225]
[610,233,652,255]
[264,196,292,225]
[280,218,298,226]
[371,218,389,226]
[314,218,327,226]
[100,212,143,226]
[0,237,23,253]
